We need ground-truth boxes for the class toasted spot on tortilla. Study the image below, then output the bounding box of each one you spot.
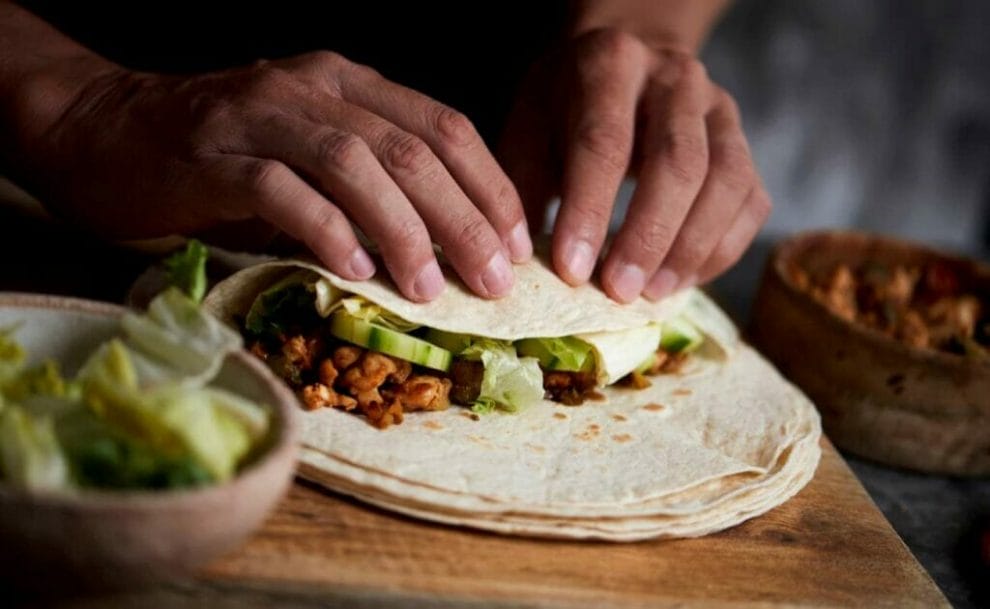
[526,443,546,453]
[575,425,601,441]
[553,412,568,420]
[423,420,443,431]
[612,433,633,443]
[643,403,665,412]
[460,411,481,422]
[467,434,493,447]
[673,388,692,396]
[611,414,628,422]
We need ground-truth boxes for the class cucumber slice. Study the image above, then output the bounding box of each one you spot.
[659,316,703,353]
[515,337,595,372]
[329,313,452,372]
[422,328,475,355]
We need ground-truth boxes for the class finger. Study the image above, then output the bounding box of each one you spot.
[600,58,713,303]
[333,60,532,263]
[552,31,649,286]
[214,154,377,282]
[695,183,772,285]
[641,91,754,298]
[250,110,513,299]
[497,64,558,236]
[234,116,447,302]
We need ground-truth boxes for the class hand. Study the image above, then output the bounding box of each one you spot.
[499,28,770,303]
[20,52,532,302]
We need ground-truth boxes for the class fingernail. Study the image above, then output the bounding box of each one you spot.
[644,268,679,301]
[563,239,595,283]
[480,251,513,297]
[348,249,376,279]
[506,221,533,263]
[413,261,445,300]
[609,264,645,303]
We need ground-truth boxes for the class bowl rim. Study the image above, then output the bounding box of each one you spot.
[0,291,300,508]
[769,229,990,370]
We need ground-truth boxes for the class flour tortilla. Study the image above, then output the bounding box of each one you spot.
[204,258,820,540]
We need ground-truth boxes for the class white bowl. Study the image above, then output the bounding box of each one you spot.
[0,293,299,594]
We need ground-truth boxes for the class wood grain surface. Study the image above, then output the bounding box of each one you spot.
[47,438,947,609]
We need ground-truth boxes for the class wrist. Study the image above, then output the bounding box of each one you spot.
[1,53,122,180]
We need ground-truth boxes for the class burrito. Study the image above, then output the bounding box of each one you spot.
[205,257,737,428]
[204,255,821,541]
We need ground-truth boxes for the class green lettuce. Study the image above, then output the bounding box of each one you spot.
[515,336,595,372]
[244,271,324,340]
[164,239,209,304]
[0,405,70,490]
[461,340,544,413]
[119,287,242,388]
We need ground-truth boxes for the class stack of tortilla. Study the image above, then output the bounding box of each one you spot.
[206,257,821,541]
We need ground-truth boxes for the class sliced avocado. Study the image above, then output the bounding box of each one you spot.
[330,312,452,372]
[660,317,704,353]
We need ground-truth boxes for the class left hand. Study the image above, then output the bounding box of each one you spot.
[499,28,771,303]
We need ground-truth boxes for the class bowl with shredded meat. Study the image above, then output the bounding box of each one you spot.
[750,230,990,475]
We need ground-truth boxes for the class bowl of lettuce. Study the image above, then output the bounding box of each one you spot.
[0,278,299,593]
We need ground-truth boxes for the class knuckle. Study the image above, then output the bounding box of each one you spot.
[712,141,754,190]
[749,189,773,223]
[243,159,288,197]
[629,220,678,258]
[387,219,430,252]
[660,132,708,185]
[308,50,346,70]
[315,131,367,171]
[677,55,709,85]
[433,106,478,148]
[670,238,711,270]
[380,131,434,175]
[571,202,614,237]
[309,205,347,241]
[582,28,643,67]
[576,122,631,172]
[449,213,496,252]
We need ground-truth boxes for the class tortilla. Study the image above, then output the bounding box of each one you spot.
[204,258,821,540]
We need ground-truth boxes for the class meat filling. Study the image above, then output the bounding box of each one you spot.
[252,331,691,424]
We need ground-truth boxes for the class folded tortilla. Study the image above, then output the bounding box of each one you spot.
[204,256,820,540]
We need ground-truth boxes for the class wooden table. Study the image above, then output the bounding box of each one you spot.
[46,439,948,609]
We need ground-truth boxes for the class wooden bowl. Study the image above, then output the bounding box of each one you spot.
[0,293,299,594]
[750,230,990,476]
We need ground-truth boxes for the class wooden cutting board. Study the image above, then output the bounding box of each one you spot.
[63,438,947,609]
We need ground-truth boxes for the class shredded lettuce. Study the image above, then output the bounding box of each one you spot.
[461,339,544,413]
[0,406,70,490]
[515,336,595,372]
[164,239,209,304]
[80,341,259,480]
[245,271,323,339]
[119,287,242,388]
[0,325,26,388]
[337,297,420,332]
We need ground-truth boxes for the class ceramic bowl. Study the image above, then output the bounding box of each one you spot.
[750,230,990,475]
[0,292,299,594]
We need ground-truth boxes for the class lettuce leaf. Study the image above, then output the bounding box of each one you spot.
[119,287,242,388]
[164,239,209,304]
[337,297,420,332]
[79,341,260,480]
[515,336,595,372]
[0,405,70,490]
[461,339,544,413]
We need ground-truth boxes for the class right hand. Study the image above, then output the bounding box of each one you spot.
[18,52,531,301]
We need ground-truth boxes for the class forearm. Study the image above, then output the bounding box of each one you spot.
[568,0,733,53]
[0,1,118,173]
